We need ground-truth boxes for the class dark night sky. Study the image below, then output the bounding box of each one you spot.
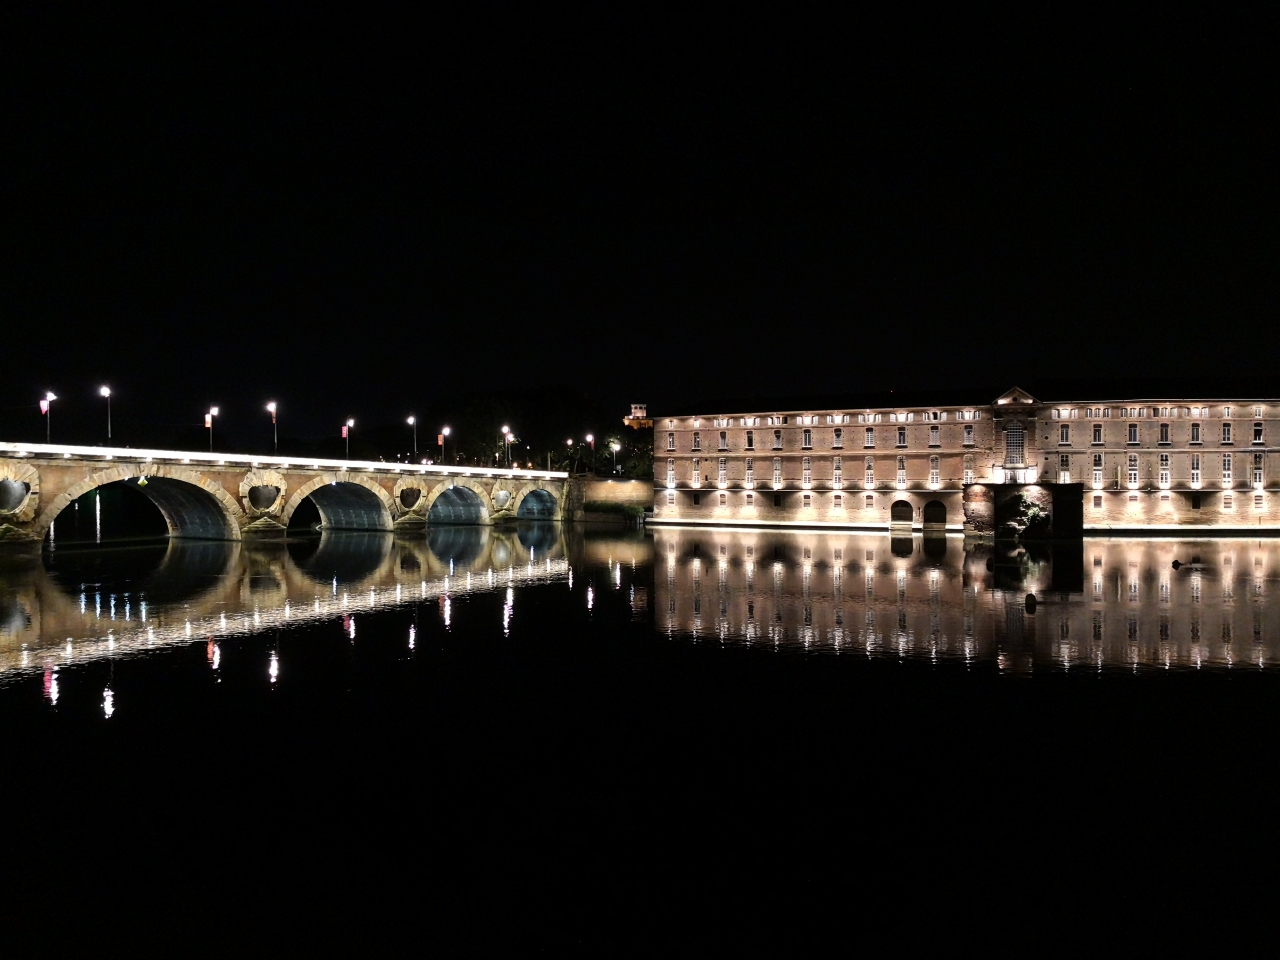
[3,5,1278,450]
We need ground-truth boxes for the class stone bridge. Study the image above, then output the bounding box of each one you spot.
[0,442,569,544]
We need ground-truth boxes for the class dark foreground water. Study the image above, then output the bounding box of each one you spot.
[3,525,1280,948]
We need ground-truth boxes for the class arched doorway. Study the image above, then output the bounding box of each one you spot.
[890,500,913,524]
[922,500,947,531]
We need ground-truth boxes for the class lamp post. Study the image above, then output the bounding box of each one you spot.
[343,419,355,459]
[99,386,112,443]
[440,426,451,465]
[205,406,219,452]
[566,438,573,473]
[610,441,620,474]
[407,416,417,460]
[40,392,56,443]
[501,425,510,468]
[266,402,278,454]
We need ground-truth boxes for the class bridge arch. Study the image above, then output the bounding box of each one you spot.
[34,464,245,541]
[514,486,559,520]
[0,461,41,524]
[281,473,395,532]
[424,479,491,525]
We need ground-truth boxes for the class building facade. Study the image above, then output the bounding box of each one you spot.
[650,387,1280,533]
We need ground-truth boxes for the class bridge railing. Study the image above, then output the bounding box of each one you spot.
[0,441,568,482]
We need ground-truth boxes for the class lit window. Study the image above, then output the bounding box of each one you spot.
[1254,422,1264,444]
[1254,453,1264,488]
[1093,495,1102,509]
[718,458,727,486]
[1222,453,1232,486]
[833,427,843,448]
[1223,422,1233,444]
[802,493,812,509]
[1256,493,1264,510]
[833,493,843,509]
[744,458,754,487]
[1127,454,1138,488]
[1159,453,1170,488]
[929,455,940,488]
[1005,422,1025,465]
[963,424,974,446]
[832,456,843,489]
[1191,453,1201,487]
[1191,422,1201,444]
[1092,423,1103,444]
[1224,493,1234,510]
[772,458,783,488]
[1059,453,1071,484]
[1093,453,1103,490]
[802,428,812,449]
[896,456,906,488]
[963,455,974,485]
[1127,423,1138,444]
[801,457,812,488]
[865,494,874,509]
[746,492,754,506]
[864,457,874,489]
[692,432,701,451]
[667,433,675,451]
[1224,406,1232,418]
[1060,423,1070,445]
[692,458,701,486]
[896,426,907,447]
[865,427,876,448]
[666,459,675,488]
[667,491,675,505]
[719,492,726,506]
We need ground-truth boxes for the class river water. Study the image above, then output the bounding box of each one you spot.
[3,526,1279,947]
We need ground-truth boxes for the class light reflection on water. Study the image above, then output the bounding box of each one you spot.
[1,525,1278,680]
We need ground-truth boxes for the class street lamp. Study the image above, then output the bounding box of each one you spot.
[501,425,510,468]
[440,425,451,464]
[266,402,278,454]
[205,406,219,452]
[100,386,112,443]
[343,419,355,459]
[40,392,56,443]
[610,441,620,473]
[407,416,417,460]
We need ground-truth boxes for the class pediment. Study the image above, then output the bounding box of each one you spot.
[994,385,1038,405]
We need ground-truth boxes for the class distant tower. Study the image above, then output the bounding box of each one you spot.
[624,403,652,429]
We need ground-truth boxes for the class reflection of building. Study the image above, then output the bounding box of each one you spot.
[653,528,1280,671]
[651,386,1280,532]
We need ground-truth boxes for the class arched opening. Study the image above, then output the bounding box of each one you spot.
[0,478,29,513]
[45,478,233,545]
[922,500,948,529]
[304,481,393,532]
[890,500,914,523]
[516,489,557,520]
[429,485,486,525]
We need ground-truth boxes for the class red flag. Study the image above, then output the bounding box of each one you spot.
[342,425,348,439]
[205,413,212,428]
[39,400,49,414]
[437,434,444,446]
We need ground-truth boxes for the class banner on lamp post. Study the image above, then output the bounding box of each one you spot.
[39,400,49,414]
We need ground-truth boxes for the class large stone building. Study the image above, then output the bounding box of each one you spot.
[650,386,1280,534]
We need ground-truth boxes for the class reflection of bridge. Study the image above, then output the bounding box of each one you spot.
[0,525,570,677]
[0,442,568,543]
[653,528,1280,671]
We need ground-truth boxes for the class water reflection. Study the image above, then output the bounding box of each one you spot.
[653,528,1280,673]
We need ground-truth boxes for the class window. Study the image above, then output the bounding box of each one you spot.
[1159,423,1170,444]
[896,456,907,488]
[1254,453,1264,487]
[742,416,759,427]
[1159,453,1170,487]
[1223,422,1233,444]
[1222,453,1232,486]
[963,455,974,484]
[774,493,782,507]
[772,458,783,488]
[717,458,727,486]
[1255,406,1264,418]
[1255,422,1264,444]
[802,428,812,448]
[1092,423,1103,444]
[832,427,843,448]
[667,491,675,505]
[1059,453,1071,484]
[1127,423,1139,444]
[802,493,812,509]
[1224,406,1232,418]
[1127,454,1138,487]
[718,431,727,450]
[963,424,974,446]
[692,458,701,486]
[1005,422,1025,465]
[713,417,729,428]
[693,418,700,428]
[667,420,674,430]
[717,492,726,506]
[773,430,783,450]
[746,492,754,506]
[801,457,812,488]
[1223,493,1234,510]
[666,459,675,488]
[896,426,907,447]
[744,458,754,487]
[692,432,701,451]
[865,494,874,509]
[1191,422,1201,444]
[1093,495,1102,509]
[692,492,701,506]
[1060,423,1070,445]
[929,425,940,446]
[865,427,876,448]
[929,456,940,488]
[1191,454,1201,487]
[832,456,843,489]
[1093,453,1103,489]
[1103,408,1111,418]
[745,430,754,450]
[864,457,875,489]
[1256,493,1265,510]
[667,433,675,451]
[833,493,843,509]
